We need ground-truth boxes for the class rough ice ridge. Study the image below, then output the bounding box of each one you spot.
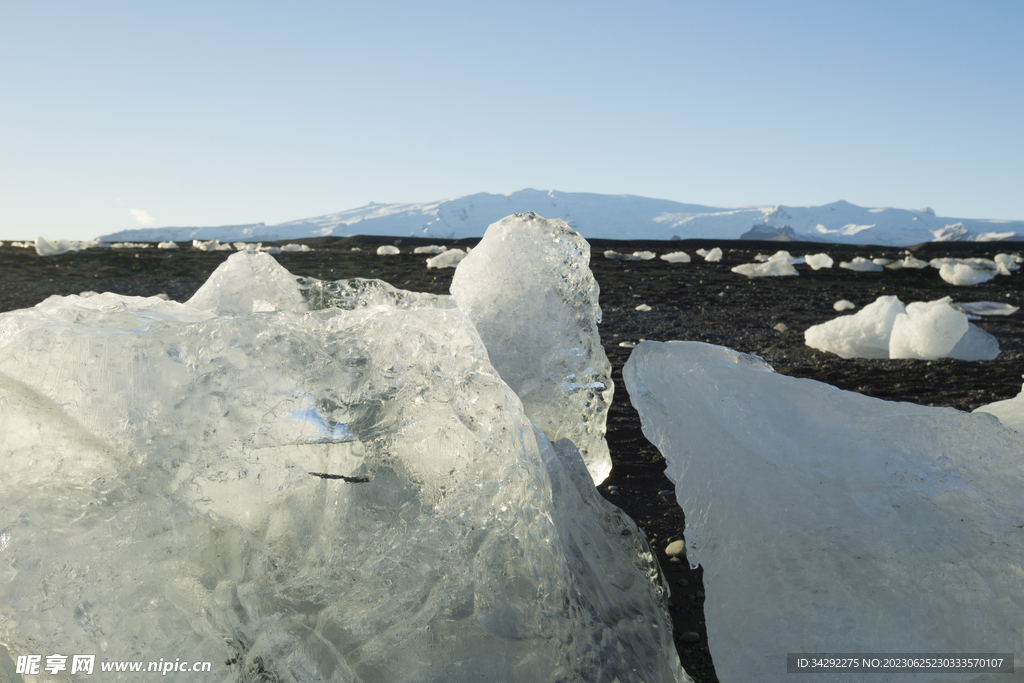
[624,340,1024,683]
[0,251,688,683]
[451,212,614,486]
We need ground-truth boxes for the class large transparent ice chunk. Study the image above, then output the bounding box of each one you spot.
[451,212,614,485]
[0,256,687,683]
[624,340,1024,683]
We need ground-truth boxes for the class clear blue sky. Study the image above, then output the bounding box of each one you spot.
[2,1,1022,240]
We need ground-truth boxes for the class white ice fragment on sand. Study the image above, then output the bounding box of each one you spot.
[414,244,447,254]
[833,299,855,311]
[954,301,1020,316]
[804,295,905,359]
[703,247,722,262]
[624,340,1024,683]
[425,248,467,269]
[632,251,656,260]
[888,297,968,359]
[660,251,690,263]
[730,251,798,278]
[635,303,652,311]
[34,236,102,256]
[803,253,833,270]
[192,238,233,251]
[838,256,883,272]
[186,251,309,316]
[975,378,1024,432]
[157,241,179,249]
[619,341,637,348]
[871,257,892,265]
[901,255,929,268]
[939,263,997,285]
[451,212,614,485]
[0,257,690,683]
[376,245,400,255]
[807,295,999,361]
[279,243,312,252]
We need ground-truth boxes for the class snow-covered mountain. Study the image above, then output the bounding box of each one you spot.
[99,189,1024,246]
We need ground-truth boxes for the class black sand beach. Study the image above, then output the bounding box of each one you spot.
[2,237,1022,682]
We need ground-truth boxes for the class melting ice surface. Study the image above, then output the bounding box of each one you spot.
[624,341,1024,683]
[0,250,687,682]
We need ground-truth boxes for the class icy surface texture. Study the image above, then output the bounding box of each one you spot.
[450,212,614,486]
[186,250,310,316]
[806,295,999,361]
[805,294,905,358]
[624,340,1024,683]
[376,245,400,255]
[0,256,687,683]
[975,379,1024,432]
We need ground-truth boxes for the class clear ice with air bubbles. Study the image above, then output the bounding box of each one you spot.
[0,244,686,681]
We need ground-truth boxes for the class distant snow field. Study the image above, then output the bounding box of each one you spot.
[89,189,1024,247]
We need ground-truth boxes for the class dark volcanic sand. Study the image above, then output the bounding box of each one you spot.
[3,237,1023,683]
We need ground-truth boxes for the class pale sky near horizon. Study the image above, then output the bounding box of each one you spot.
[2,1,1022,240]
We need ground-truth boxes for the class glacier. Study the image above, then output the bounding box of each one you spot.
[624,340,1024,683]
[0,250,687,682]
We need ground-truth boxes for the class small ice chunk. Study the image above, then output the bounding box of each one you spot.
[833,299,855,311]
[803,253,833,270]
[425,248,467,269]
[34,236,101,256]
[871,257,893,266]
[376,245,400,255]
[186,251,308,316]
[279,243,312,252]
[703,247,723,262]
[730,251,798,278]
[632,251,656,260]
[635,304,652,311]
[157,241,179,249]
[838,257,883,272]
[804,295,905,359]
[414,244,447,254]
[939,263,997,285]
[192,239,233,251]
[889,297,969,359]
[660,251,691,263]
[900,255,930,269]
[954,301,1020,316]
